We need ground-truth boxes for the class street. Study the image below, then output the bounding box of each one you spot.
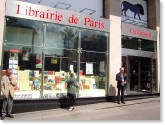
[2,97,160,120]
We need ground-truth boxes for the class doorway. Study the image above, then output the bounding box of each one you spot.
[122,56,153,92]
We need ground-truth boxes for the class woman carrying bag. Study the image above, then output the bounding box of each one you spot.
[66,71,79,111]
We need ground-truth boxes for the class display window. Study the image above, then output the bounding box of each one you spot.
[79,29,108,97]
[1,17,109,99]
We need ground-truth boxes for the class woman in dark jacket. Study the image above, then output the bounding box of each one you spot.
[66,71,79,111]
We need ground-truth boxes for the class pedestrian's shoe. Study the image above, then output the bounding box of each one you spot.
[68,107,73,111]
[68,107,74,111]
[121,101,125,104]
[117,102,120,104]
[1,116,5,120]
[7,114,14,118]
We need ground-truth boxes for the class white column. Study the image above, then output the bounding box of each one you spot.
[0,0,5,72]
[108,15,121,96]
[156,0,160,93]
[156,27,160,93]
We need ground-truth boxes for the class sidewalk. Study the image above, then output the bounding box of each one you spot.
[2,97,160,120]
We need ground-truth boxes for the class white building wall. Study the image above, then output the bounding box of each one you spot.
[0,0,5,72]
[109,15,121,96]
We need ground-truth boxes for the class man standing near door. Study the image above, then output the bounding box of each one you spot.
[1,69,17,120]
[116,67,126,104]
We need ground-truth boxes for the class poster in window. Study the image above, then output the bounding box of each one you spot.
[22,47,31,61]
[9,53,18,60]
[51,58,57,64]
[69,65,74,72]
[86,63,93,75]
[36,54,42,68]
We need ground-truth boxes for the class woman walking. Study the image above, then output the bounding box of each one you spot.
[66,71,79,111]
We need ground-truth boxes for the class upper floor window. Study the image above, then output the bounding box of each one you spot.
[122,35,156,52]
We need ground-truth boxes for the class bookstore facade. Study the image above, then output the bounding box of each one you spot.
[0,0,110,99]
[0,0,160,108]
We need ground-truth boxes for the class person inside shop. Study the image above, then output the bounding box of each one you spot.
[1,69,17,120]
[66,70,79,111]
[116,67,126,104]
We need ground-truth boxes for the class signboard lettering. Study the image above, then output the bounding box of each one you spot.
[6,0,109,32]
[122,23,157,41]
[130,28,152,38]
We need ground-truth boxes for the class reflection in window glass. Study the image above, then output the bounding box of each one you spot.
[5,18,44,47]
[141,40,156,52]
[45,24,78,50]
[81,30,108,52]
[122,35,156,52]
[122,36,138,49]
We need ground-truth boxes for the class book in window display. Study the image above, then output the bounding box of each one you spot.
[34,70,39,77]
[9,49,18,79]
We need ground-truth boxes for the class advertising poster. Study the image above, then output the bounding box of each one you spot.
[69,65,74,72]
[51,58,57,64]
[22,47,31,61]
[86,63,93,75]
[121,0,147,27]
[36,53,42,68]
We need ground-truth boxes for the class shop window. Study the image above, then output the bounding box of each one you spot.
[122,35,156,52]
[1,17,109,99]
[79,29,108,97]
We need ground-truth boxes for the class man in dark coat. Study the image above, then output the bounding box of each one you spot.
[116,67,126,104]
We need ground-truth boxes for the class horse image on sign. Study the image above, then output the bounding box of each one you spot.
[121,1,144,20]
